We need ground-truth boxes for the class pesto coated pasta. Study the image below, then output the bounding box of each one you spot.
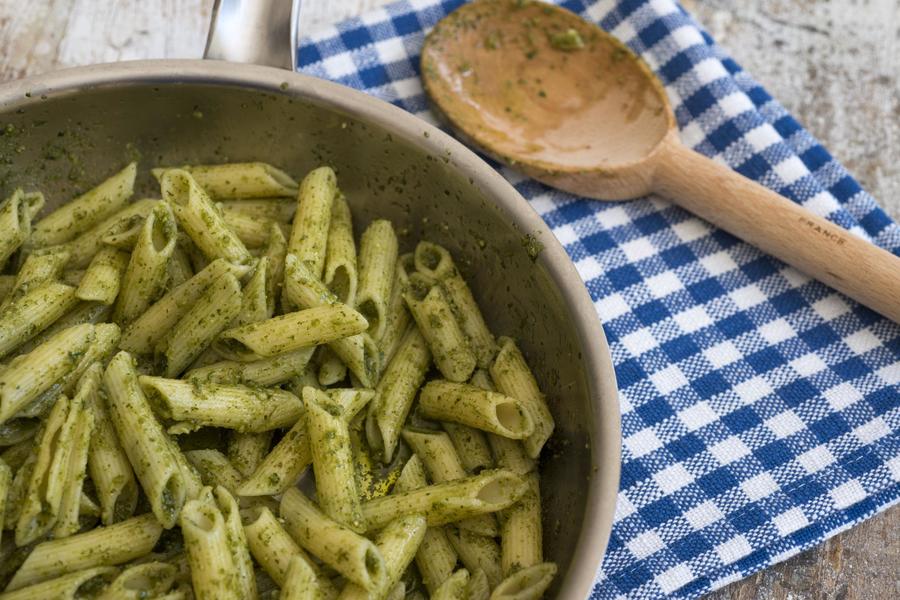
[0,162,559,599]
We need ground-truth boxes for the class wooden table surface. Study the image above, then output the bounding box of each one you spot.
[0,0,896,598]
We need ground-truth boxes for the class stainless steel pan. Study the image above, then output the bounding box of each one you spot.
[0,0,621,596]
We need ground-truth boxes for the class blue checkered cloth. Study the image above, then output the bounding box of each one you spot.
[298,0,900,597]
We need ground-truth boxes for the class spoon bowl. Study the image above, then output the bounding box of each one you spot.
[423,0,900,323]
[422,0,674,199]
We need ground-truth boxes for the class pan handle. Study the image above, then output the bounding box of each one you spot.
[204,0,301,70]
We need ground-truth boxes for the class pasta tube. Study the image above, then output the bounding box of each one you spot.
[140,376,303,433]
[2,566,119,600]
[356,219,398,340]
[283,253,379,387]
[490,338,554,458]
[88,375,138,526]
[324,193,357,305]
[6,513,162,590]
[185,346,315,387]
[262,222,287,317]
[433,569,470,600]
[404,277,475,382]
[220,198,296,222]
[393,454,458,595]
[0,280,77,360]
[183,449,244,495]
[0,190,32,266]
[160,169,252,265]
[361,469,527,531]
[0,323,93,423]
[215,303,368,361]
[280,487,386,590]
[419,380,534,440]
[113,201,178,324]
[63,198,156,268]
[373,327,430,462]
[443,422,493,473]
[281,554,321,600]
[226,431,272,478]
[32,162,136,246]
[500,473,542,577]
[75,246,130,305]
[180,489,241,600]
[103,352,187,528]
[489,563,557,600]
[214,486,257,599]
[287,166,336,279]
[237,416,310,496]
[153,162,298,199]
[447,527,502,588]
[337,513,426,600]
[157,272,242,377]
[119,258,250,354]
[98,562,177,600]
[304,387,365,531]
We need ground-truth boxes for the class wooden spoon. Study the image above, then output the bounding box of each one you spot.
[421,0,900,324]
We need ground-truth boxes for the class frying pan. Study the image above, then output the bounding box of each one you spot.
[0,0,621,596]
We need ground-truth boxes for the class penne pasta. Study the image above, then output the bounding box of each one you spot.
[402,428,497,537]
[2,566,120,600]
[304,387,365,531]
[180,488,241,600]
[287,166,336,280]
[373,327,430,462]
[221,208,289,248]
[262,222,287,317]
[0,323,95,425]
[0,457,10,546]
[226,431,272,478]
[113,201,178,325]
[1,246,71,310]
[0,280,78,360]
[377,261,412,371]
[280,554,321,600]
[237,416,310,496]
[419,380,534,440]
[443,422,494,473]
[51,367,98,539]
[185,346,315,387]
[0,190,33,266]
[103,352,187,528]
[6,513,162,590]
[119,258,250,354]
[324,193,358,305]
[361,469,527,532]
[12,300,111,358]
[447,527,503,588]
[88,376,139,526]
[393,454,458,595]
[467,568,492,600]
[404,277,476,383]
[75,246,130,305]
[500,472,542,577]
[283,253,379,387]
[337,513,426,600]
[98,561,177,600]
[183,449,244,495]
[432,569,470,600]
[140,376,303,433]
[215,303,368,361]
[157,271,242,377]
[32,162,136,247]
[63,198,156,268]
[214,486,257,599]
[220,197,296,222]
[356,219,398,340]
[161,169,252,266]
[490,338,554,458]
[280,487,386,591]
[153,162,298,199]
[489,562,557,600]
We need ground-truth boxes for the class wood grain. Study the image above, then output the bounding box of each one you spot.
[0,0,895,598]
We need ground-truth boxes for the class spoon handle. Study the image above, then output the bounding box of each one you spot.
[653,137,900,324]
